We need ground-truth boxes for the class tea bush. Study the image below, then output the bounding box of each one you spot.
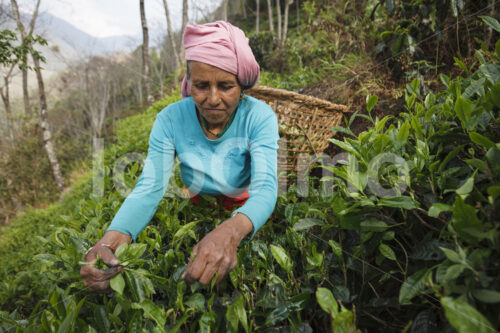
[0,33,499,333]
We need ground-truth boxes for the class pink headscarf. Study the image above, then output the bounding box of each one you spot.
[181,21,260,98]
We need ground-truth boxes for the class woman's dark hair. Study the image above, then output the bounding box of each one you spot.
[186,60,191,80]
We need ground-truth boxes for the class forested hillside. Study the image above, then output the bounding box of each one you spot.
[1,0,499,332]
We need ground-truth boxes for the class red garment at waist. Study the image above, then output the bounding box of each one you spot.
[187,189,250,211]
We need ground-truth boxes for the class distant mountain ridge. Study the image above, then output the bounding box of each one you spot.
[36,12,140,56]
[1,8,139,69]
[0,8,140,96]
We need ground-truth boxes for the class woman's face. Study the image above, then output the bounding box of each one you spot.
[189,61,242,127]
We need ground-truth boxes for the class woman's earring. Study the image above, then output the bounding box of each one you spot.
[240,92,245,100]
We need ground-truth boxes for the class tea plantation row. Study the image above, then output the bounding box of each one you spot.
[1,40,499,332]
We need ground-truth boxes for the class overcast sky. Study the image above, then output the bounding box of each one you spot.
[17,0,221,39]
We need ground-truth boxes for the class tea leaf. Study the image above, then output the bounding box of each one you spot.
[479,64,500,85]
[271,245,293,273]
[127,243,147,259]
[472,290,500,304]
[128,311,142,333]
[399,269,428,304]
[226,295,248,333]
[94,306,110,332]
[328,240,342,258]
[378,196,417,209]
[490,81,500,108]
[379,243,397,261]
[265,306,290,327]
[114,243,128,260]
[428,203,452,218]
[470,132,495,149]
[480,16,500,33]
[172,221,199,245]
[439,247,462,264]
[486,147,500,172]
[316,287,338,317]
[487,185,500,199]
[199,312,217,332]
[441,297,494,333]
[185,293,205,311]
[462,78,485,99]
[455,96,472,126]
[409,241,448,261]
[397,121,411,142]
[443,264,466,281]
[454,57,469,75]
[456,175,474,196]
[366,95,378,113]
[131,299,166,327]
[451,197,483,244]
[360,218,390,232]
[293,218,324,231]
[110,273,125,295]
[410,310,437,333]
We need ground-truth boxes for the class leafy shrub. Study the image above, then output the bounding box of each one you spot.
[249,30,276,71]
[375,0,496,79]
[322,38,500,331]
[0,123,80,225]
[0,33,499,333]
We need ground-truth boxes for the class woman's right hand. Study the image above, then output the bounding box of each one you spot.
[80,231,131,292]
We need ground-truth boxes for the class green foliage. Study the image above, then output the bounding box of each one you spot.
[375,1,495,81]
[0,29,21,66]
[441,296,495,333]
[248,30,276,71]
[316,287,360,333]
[480,16,500,33]
[1,12,499,331]
[324,44,500,330]
[254,0,380,90]
[0,29,47,70]
[316,287,338,317]
[0,173,93,311]
[0,124,78,224]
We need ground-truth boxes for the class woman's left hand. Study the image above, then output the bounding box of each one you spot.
[182,213,253,285]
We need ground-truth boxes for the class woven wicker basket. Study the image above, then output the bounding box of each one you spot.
[247,85,349,176]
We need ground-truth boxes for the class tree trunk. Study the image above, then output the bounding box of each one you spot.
[162,0,181,69]
[21,68,30,116]
[137,80,143,104]
[182,0,189,36]
[255,0,260,33]
[11,0,64,192]
[282,0,293,45]
[180,0,189,63]
[1,64,16,143]
[296,0,300,31]
[31,53,65,193]
[242,0,247,18]
[267,0,274,31]
[10,0,39,118]
[276,0,282,41]
[1,80,14,143]
[140,0,153,105]
[486,0,495,49]
[152,51,165,96]
[223,0,228,21]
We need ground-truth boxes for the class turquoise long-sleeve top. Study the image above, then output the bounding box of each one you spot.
[107,95,279,240]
